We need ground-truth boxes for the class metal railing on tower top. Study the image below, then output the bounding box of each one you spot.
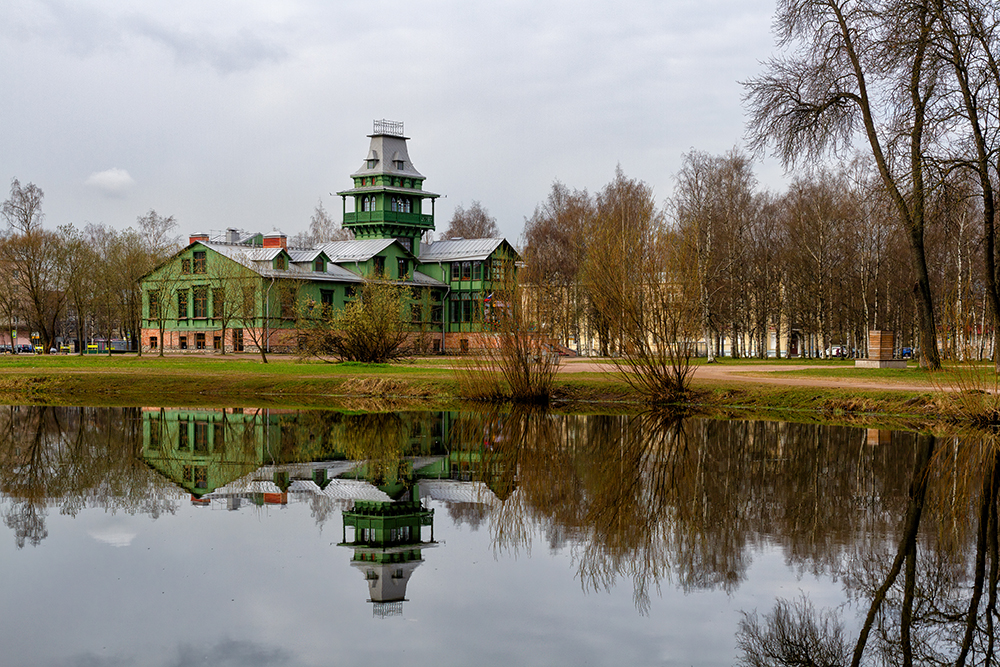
[373,119,404,136]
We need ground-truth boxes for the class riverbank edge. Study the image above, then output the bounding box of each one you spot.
[0,361,954,431]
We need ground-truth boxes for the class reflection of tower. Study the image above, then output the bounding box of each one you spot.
[339,485,435,618]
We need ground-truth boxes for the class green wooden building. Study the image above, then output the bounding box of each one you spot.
[139,120,517,354]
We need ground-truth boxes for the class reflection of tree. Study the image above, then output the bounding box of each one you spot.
[451,410,926,615]
[343,413,407,489]
[0,406,180,548]
[738,595,849,667]
[737,432,1000,667]
[3,500,48,548]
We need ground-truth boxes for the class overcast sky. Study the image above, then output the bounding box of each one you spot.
[0,0,784,244]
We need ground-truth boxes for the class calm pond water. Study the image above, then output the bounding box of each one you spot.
[0,406,993,666]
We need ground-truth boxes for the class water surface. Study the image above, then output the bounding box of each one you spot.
[0,407,989,666]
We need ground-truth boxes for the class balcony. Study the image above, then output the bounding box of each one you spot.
[344,211,434,226]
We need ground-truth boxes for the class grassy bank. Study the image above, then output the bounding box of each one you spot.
[0,353,963,428]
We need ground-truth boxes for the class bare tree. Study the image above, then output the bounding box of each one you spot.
[136,209,179,256]
[585,167,698,401]
[143,259,183,357]
[782,170,855,358]
[743,0,944,369]
[59,225,99,354]
[221,256,299,364]
[673,149,758,361]
[521,181,593,352]
[0,230,68,353]
[1,179,44,234]
[931,0,1000,370]
[442,200,500,239]
[291,200,353,247]
[455,257,559,402]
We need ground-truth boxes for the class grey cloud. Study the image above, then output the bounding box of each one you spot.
[170,639,298,667]
[0,0,125,56]
[56,640,298,667]
[57,653,133,667]
[1,0,287,74]
[126,18,288,74]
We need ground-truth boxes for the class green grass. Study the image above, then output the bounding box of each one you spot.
[0,352,977,428]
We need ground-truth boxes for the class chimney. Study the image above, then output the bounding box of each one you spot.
[262,232,287,249]
[189,232,210,245]
[226,228,240,244]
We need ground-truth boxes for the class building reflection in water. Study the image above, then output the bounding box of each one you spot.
[8,403,1000,655]
[339,485,435,618]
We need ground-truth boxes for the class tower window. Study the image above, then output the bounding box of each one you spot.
[394,160,404,170]
[366,159,377,169]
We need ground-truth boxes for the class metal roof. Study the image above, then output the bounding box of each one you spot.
[350,134,425,179]
[317,238,402,263]
[409,270,447,287]
[335,184,440,199]
[200,241,364,283]
[418,237,508,262]
[288,249,324,262]
[418,480,500,505]
[200,242,280,268]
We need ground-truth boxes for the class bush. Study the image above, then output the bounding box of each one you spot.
[455,259,557,404]
[299,278,412,364]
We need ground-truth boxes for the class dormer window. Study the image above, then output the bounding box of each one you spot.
[366,159,378,169]
[313,258,324,272]
[393,160,404,170]
[275,255,287,270]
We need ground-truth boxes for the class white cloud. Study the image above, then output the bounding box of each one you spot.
[85,167,135,196]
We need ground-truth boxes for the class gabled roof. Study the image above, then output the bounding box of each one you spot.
[198,241,365,283]
[288,249,325,263]
[418,237,514,262]
[317,238,411,263]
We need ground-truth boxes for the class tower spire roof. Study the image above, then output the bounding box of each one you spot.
[336,120,440,255]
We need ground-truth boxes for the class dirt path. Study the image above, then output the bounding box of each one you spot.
[555,358,940,393]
